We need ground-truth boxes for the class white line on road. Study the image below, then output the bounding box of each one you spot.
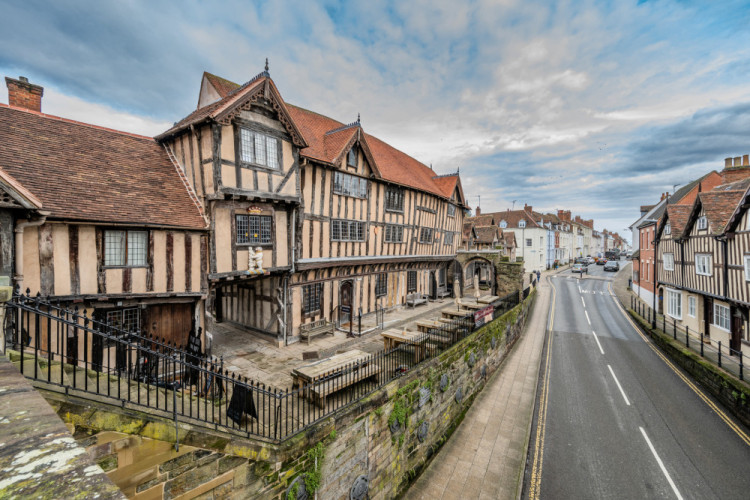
[592,330,604,354]
[640,427,684,500]
[585,310,591,325]
[581,296,586,307]
[608,364,630,405]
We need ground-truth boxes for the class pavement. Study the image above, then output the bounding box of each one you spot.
[407,268,553,500]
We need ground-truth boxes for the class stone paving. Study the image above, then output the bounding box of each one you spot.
[407,268,553,500]
[210,296,469,389]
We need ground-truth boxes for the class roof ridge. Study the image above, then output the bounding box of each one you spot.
[324,122,359,135]
[0,103,156,141]
[433,172,459,178]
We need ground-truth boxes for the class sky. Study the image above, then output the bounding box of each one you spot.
[3,0,750,244]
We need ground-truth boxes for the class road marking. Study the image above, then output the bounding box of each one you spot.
[592,330,604,354]
[608,364,630,405]
[530,275,557,499]
[581,297,586,307]
[585,310,591,325]
[611,284,750,446]
[640,427,683,500]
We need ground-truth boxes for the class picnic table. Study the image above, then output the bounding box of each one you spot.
[477,295,500,304]
[415,319,444,333]
[381,328,426,363]
[441,308,473,319]
[457,301,485,311]
[292,349,380,408]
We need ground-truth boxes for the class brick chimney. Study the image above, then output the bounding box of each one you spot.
[557,209,571,221]
[720,155,750,185]
[524,203,532,213]
[5,76,43,112]
[475,206,481,216]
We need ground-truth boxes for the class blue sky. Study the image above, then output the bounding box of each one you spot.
[3,0,750,242]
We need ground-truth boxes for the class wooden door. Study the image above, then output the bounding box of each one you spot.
[429,272,437,300]
[145,303,193,347]
[730,307,743,354]
[340,281,353,325]
[704,296,713,337]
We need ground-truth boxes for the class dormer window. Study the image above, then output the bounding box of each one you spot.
[240,128,279,169]
[697,216,707,230]
[519,220,526,228]
[664,223,671,235]
[447,204,456,217]
[347,147,357,167]
[499,220,507,228]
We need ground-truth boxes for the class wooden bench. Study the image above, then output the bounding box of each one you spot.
[406,293,428,308]
[308,363,381,408]
[437,287,452,299]
[298,319,335,345]
[442,308,473,319]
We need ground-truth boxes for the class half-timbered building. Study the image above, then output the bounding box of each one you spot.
[1,76,209,364]
[156,68,467,345]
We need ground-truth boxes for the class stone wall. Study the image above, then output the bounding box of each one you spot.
[495,261,524,297]
[51,289,536,499]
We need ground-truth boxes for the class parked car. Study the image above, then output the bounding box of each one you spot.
[604,261,620,272]
[596,258,607,265]
[575,257,587,264]
[585,257,595,265]
[572,263,588,275]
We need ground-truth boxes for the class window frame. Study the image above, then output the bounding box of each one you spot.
[347,147,357,167]
[385,186,405,213]
[447,204,456,217]
[744,255,750,281]
[333,171,368,199]
[663,253,675,271]
[238,126,281,170]
[384,224,404,243]
[407,271,417,293]
[331,219,366,242]
[713,303,730,331]
[499,220,507,228]
[697,216,707,230]
[695,253,712,276]
[419,227,434,244]
[444,232,454,246]
[526,238,532,247]
[666,288,682,320]
[302,283,323,316]
[236,214,273,245]
[664,223,671,235]
[375,273,388,297]
[519,220,526,228]
[103,229,148,268]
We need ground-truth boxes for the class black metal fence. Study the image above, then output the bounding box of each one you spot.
[5,286,531,443]
[630,296,747,381]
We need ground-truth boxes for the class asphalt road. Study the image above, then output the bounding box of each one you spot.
[522,259,750,500]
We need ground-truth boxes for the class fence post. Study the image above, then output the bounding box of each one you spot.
[700,332,704,357]
[741,353,744,381]
[173,353,179,451]
[718,341,722,368]
[686,326,689,349]
[673,318,676,340]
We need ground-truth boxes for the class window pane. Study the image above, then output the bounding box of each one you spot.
[266,137,278,168]
[127,231,147,266]
[105,230,125,266]
[237,215,249,244]
[240,129,254,163]
[255,134,266,165]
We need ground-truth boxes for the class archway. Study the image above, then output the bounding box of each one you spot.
[462,257,496,296]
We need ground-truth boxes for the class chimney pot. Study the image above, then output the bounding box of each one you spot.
[19,76,28,82]
[475,206,481,216]
[735,156,742,167]
[726,158,733,168]
[744,155,749,167]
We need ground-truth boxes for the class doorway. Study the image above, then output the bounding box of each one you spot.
[429,272,437,300]
[339,280,353,326]
[730,307,744,354]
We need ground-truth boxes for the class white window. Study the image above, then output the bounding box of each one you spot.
[664,223,671,235]
[334,172,367,198]
[697,216,707,230]
[688,296,696,317]
[519,220,526,228]
[331,219,365,241]
[384,224,403,243]
[696,254,712,276]
[499,220,507,228]
[104,230,147,267]
[526,238,532,247]
[666,288,682,319]
[663,253,674,271]
[745,255,750,281]
[713,303,730,331]
[239,128,279,169]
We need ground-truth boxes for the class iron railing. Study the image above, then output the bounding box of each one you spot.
[630,296,748,381]
[5,285,531,442]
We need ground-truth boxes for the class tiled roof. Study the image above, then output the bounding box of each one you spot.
[204,71,240,98]
[474,225,499,244]
[0,167,42,209]
[486,209,542,229]
[432,174,459,199]
[0,104,206,229]
[466,214,495,227]
[502,232,516,247]
[698,190,744,235]
[462,221,475,242]
[664,205,692,239]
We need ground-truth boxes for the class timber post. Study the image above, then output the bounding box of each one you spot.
[0,275,12,355]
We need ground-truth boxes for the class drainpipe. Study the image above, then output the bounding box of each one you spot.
[652,231,657,328]
[14,211,50,291]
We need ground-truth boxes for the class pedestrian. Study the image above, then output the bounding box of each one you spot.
[536,270,541,283]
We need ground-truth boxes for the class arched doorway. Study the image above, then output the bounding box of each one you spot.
[429,271,437,300]
[463,257,495,296]
[339,280,353,326]
[450,260,463,297]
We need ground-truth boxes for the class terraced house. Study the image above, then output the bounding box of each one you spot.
[655,158,750,353]
[156,68,466,346]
